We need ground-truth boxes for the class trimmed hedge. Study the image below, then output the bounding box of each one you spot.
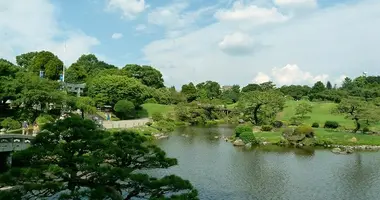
[240,131,257,144]
[311,122,319,128]
[235,124,252,137]
[261,125,273,132]
[324,121,339,129]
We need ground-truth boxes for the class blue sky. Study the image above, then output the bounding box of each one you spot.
[1,0,380,88]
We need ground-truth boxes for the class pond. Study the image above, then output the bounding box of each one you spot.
[149,125,380,200]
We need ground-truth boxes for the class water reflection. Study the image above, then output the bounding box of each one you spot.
[151,126,380,200]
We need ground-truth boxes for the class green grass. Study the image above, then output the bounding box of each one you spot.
[254,128,380,146]
[141,103,174,117]
[277,100,380,131]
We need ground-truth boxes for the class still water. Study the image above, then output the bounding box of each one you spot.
[149,125,380,200]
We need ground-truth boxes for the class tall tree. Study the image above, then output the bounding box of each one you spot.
[181,82,198,102]
[122,64,165,88]
[30,51,64,80]
[0,117,198,199]
[326,81,332,90]
[16,52,38,68]
[196,81,221,100]
[87,75,148,107]
[238,90,285,125]
[295,101,313,118]
[241,83,262,93]
[221,85,240,103]
[310,81,326,93]
[75,97,97,119]
[259,81,276,91]
[335,98,380,132]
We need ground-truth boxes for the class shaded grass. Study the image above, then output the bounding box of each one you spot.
[254,128,380,146]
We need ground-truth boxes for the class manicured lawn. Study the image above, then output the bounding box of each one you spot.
[277,100,380,131]
[140,103,174,117]
[254,128,380,146]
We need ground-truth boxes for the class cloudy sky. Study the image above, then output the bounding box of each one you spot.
[1,0,379,88]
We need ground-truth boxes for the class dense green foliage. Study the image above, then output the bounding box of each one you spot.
[0,117,198,199]
[324,121,339,129]
[239,132,257,144]
[235,124,252,137]
[0,118,20,130]
[113,100,135,120]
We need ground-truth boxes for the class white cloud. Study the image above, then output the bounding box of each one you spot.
[111,33,123,39]
[0,0,99,65]
[274,0,317,8]
[142,0,380,88]
[135,24,146,31]
[106,0,146,19]
[214,1,288,24]
[254,72,271,84]
[271,64,328,85]
[147,2,215,37]
[218,32,255,55]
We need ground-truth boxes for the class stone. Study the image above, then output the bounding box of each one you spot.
[350,137,358,143]
[332,148,342,154]
[233,139,245,146]
[0,128,6,134]
[245,142,252,148]
[345,147,354,154]
[214,136,219,139]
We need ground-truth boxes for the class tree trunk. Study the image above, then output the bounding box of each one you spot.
[354,118,360,133]
[253,104,262,125]
[81,109,85,119]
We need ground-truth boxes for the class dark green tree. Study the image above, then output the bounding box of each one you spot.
[196,81,221,100]
[0,117,198,199]
[181,82,198,102]
[241,83,262,93]
[238,90,285,125]
[310,81,325,94]
[326,81,332,90]
[30,51,64,80]
[114,100,135,119]
[221,85,240,103]
[16,52,38,68]
[122,64,165,88]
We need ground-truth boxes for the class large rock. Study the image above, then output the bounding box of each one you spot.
[245,143,252,148]
[332,148,342,154]
[350,137,357,143]
[233,139,245,146]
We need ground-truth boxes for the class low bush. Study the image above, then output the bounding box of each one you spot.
[311,122,319,128]
[362,127,370,133]
[153,120,176,133]
[36,114,54,125]
[144,98,158,104]
[272,120,283,128]
[152,112,164,122]
[282,127,294,136]
[1,118,20,130]
[324,121,339,129]
[261,125,273,132]
[239,131,257,144]
[205,120,218,126]
[294,125,315,138]
[235,124,252,137]
[289,116,302,126]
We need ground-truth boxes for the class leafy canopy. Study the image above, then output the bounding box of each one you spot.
[0,117,198,200]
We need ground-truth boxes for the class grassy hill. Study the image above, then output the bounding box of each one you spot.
[140,103,175,117]
[277,100,380,130]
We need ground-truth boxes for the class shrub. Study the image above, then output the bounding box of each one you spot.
[36,114,54,125]
[294,125,315,138]
[114,100,135,120]
[311,122,319,128]
[152,112,164,122]
[289,116,302,126]
[272,120,283,128]
[153,120,176,133]
[145,98,158,104]
[324,121,339,129]
[239,131,257,144]
[282,127,294,136]
[235,124,252,137]
[261,125,273,132]
[362,127,370,133]
[205,120,218,126]
[145,121,152,126]
[1,118,21,130]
